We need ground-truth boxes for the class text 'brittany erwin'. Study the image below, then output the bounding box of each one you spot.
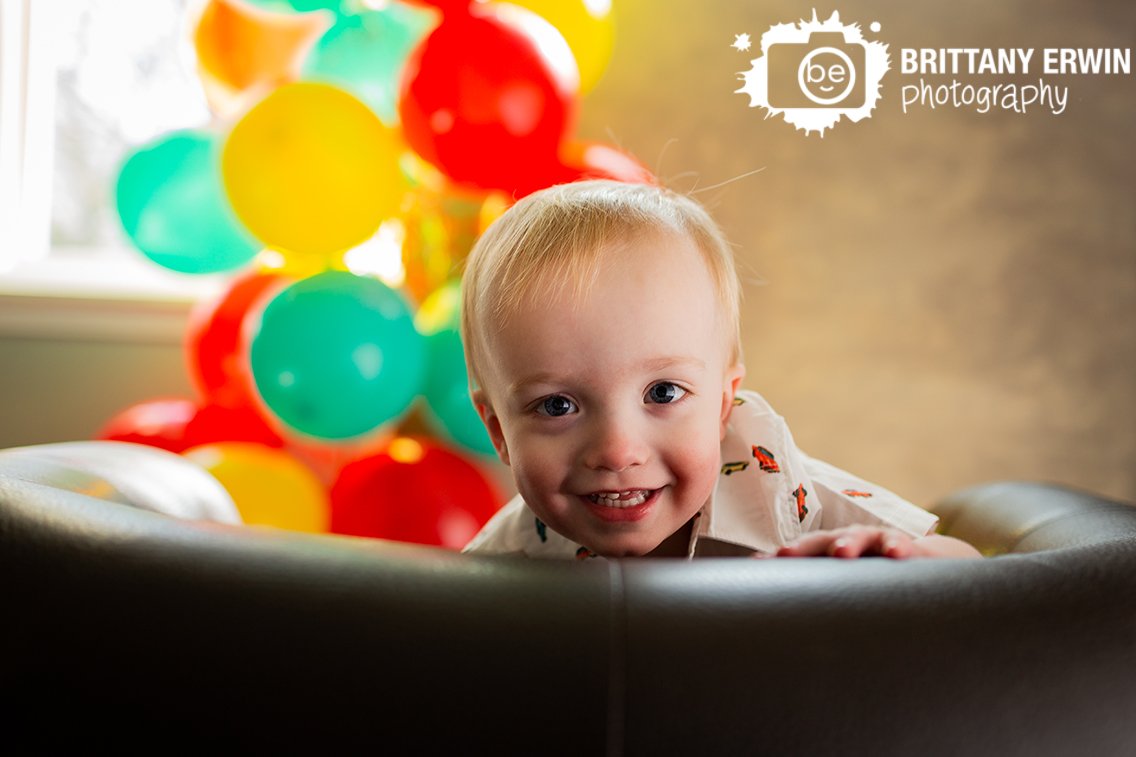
[900,48,1132,76]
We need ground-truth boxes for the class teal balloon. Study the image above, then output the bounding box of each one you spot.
[415,281,494,456]
[425,381,496,456]
[301,5,436,126]
[250,271,426,440]
[240,0,347,13]
[115,130,260,274]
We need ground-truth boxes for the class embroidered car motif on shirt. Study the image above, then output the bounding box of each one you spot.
[842,489,873,498]
[752,445,780,473]
[721,461,750,475]
[575,547,597,560]
[792,484,809,522]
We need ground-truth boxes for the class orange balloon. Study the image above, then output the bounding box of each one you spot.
[193,0,331,117]
[394,153,506,302]
[398,184,488,303]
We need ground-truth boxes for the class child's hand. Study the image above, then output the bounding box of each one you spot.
[775,525,981,559]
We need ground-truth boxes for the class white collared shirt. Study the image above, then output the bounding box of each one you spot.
[463,389,939,559]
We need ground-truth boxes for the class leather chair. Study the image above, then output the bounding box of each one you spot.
[2,441,1134,755]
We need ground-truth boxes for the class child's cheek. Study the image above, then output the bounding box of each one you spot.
[673,423,725,501]
[509,437,566,506]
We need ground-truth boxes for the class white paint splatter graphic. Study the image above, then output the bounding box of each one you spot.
[736,10,889,136]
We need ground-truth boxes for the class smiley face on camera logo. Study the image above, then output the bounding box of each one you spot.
[735,10,889,136]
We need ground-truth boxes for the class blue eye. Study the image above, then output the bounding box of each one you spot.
[539,395,577,417]
[647,382,686,404]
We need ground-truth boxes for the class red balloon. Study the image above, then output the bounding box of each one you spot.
[557,141,656,185]
[398,3,577,194]
[330,438,503,548]
[186,270,287,409]
[401,0,468,12]
[98,398,284,452]
[97,398,199,453]
[185,403,285,448]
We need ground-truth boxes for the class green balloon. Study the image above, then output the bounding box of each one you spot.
[301,5,436,126]
[415,281,495,456]
[240,0,347,14]
[115,130,260,274]
[425,381,496,456]
[250,271,426,440]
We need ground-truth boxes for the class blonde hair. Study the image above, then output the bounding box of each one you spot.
[460,180,742,390]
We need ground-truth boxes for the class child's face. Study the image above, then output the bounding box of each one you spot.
[473,231,744,557]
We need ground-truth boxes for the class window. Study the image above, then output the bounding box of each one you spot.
[0,0,224,322]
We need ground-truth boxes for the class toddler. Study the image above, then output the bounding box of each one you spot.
[460,180,978,559]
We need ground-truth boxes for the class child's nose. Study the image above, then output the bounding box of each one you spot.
[583,416,649,472]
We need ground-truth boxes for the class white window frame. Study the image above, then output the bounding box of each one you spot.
[0,0,223,343]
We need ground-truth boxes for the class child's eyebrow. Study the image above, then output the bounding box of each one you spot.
[639,355,707,373]
[506,356,707,395]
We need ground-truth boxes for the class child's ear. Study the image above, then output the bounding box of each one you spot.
[471,388,510,466]
[719,363,746,440]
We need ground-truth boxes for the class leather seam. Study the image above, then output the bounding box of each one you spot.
[606,560,626,757]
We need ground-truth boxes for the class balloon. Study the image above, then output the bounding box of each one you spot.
[193,0,331,117]
[185,403,286,448]
[249,270,426,440]
[97,398,199,453]
[98,398,284,452]
[397,178,488,303]
[503,0,615,95]
[414,281,494,455]
[185,442,329,532]
[254,246,346,279]
[222,82,404,256]
[301,4,438,126]
[286,423,396,486]
[557,140,655,185]
[401,0,470,14]
[115,130,260,274]
[240,0,346,13]
[398,3,578,194]
[478,191,512,234]
[186,270,289,409]
[329,437,502,547]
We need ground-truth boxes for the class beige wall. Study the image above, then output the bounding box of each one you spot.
[574,0,1135,504]
[0,333,191,446]
[1,0,1133,508]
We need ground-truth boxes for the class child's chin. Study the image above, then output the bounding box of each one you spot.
[588,536,665,558]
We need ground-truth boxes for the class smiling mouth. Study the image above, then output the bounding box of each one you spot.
[587,489,656,508]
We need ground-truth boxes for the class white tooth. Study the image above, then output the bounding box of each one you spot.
[589,489,653,507]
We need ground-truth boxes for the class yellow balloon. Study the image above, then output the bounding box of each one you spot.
[222,82,404,256]
[185,442,330,533]
[502,0,614,94]
[255,246,347,278]
[478,191,512,235]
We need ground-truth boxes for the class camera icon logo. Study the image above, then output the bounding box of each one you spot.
[736,11,888,136]
[768,32,865,108]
